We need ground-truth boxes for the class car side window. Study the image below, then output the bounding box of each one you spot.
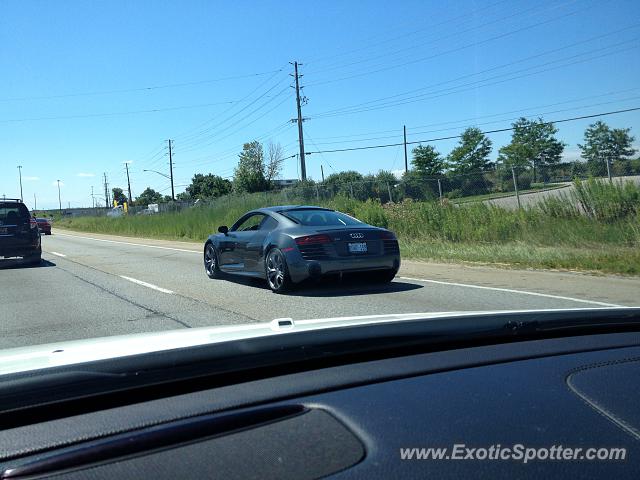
[260,216,278,231]
[233,214,265,232]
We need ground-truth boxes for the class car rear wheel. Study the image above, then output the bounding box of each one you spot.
[265,248,291,293]
[373,269,396,283]
[204,244,221,279]
[25,249,42,266]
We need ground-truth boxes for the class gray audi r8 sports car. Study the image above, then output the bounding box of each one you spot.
[203,205,401,293]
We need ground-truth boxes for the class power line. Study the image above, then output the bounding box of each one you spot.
[307,40,638,119]
[178,121,294,169]
[305,0,570,75]
[0,68,284,102]
[406,87,640,131]
[303,127,336,173]
[176,90,291,154]
[309,92,640,146]
[173,80,290,150]
[306,0,512,65]
[405,95,640,137]
[173,68,287,142]
[305,2,594,88]
[0,99,243,123]
[305,107,640,155]
[308,25,639,117]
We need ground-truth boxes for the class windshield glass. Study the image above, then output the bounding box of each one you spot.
[0,203,29,223]
[0,0,639,370]
[280,209,362,226]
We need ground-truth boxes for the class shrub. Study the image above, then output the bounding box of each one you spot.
[574,178,640,222]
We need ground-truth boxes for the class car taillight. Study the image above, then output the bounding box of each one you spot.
[380,230,396,240]
[29,218,38,229]
[295,234,332,245]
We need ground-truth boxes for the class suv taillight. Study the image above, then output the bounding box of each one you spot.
[295,234,332,245]
[29,218,38,229]
[380,230,396,240]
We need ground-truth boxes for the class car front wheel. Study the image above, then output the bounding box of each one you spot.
[265,248,292,293]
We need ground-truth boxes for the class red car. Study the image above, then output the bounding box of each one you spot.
[35,217,51,235]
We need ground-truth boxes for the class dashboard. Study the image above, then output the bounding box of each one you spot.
[0,331,639,479]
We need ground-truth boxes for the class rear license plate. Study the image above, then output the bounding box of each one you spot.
[0,227,7,235]
[348,242,367,253]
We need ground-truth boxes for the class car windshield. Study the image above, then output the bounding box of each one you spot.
[280,209,362,226]
[0,0,639,377]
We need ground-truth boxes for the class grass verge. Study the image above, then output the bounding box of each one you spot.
[56,179,640,275]
[400,240,640,275]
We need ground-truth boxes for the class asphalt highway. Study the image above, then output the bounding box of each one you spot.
[1,230,638,348]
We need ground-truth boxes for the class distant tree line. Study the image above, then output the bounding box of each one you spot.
[128,118,636,206]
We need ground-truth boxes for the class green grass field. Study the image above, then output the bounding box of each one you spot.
[56,179,640,275]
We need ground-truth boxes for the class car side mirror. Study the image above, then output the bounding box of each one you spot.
[218,225,229,235]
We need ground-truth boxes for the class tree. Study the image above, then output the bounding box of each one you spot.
[411,145,444,176]
[447,127,493,175]
[324,170,364,198]
[135,187,163,206]
[233,141,267,193]
[324,170,364,188]
[398,170,439,201]
[498,117,565,181]
[265,141,284,184]
[186,173,232,199]
[111,187,128,205]
[578,121,636,177]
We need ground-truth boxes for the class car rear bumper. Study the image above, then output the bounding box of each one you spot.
[287,254,401,284]
[0,247,40,259]
[0,238,41,259]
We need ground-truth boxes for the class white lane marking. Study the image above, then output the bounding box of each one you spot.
[398,276,623,308]
[50,251,66,257]
[55,233,200,254]
[119,275,174,294]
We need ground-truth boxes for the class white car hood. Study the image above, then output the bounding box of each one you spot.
[0,309,610,375]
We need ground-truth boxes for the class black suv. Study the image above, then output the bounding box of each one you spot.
[0,199,41,265]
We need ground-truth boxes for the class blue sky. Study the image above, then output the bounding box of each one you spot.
[1,0,639,209]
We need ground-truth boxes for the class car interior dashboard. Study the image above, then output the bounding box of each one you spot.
[0,312,639,479]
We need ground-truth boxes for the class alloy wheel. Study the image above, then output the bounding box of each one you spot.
[266,250,285,291]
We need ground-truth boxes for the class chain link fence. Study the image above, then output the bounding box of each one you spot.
[60,159,639,217]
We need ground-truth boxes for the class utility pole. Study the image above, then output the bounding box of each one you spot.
[125,162,133,203]
[511,167,521,209]
[291,61,307,181]
[403,126,408,173]
[168,139,175,201]
[34,193,37,211]
[103,172,110,208]
[91,186,95,209]
[605,156,612,182]
[320,165,325,183]
[57,180,62,213]
[17,165,23,201]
